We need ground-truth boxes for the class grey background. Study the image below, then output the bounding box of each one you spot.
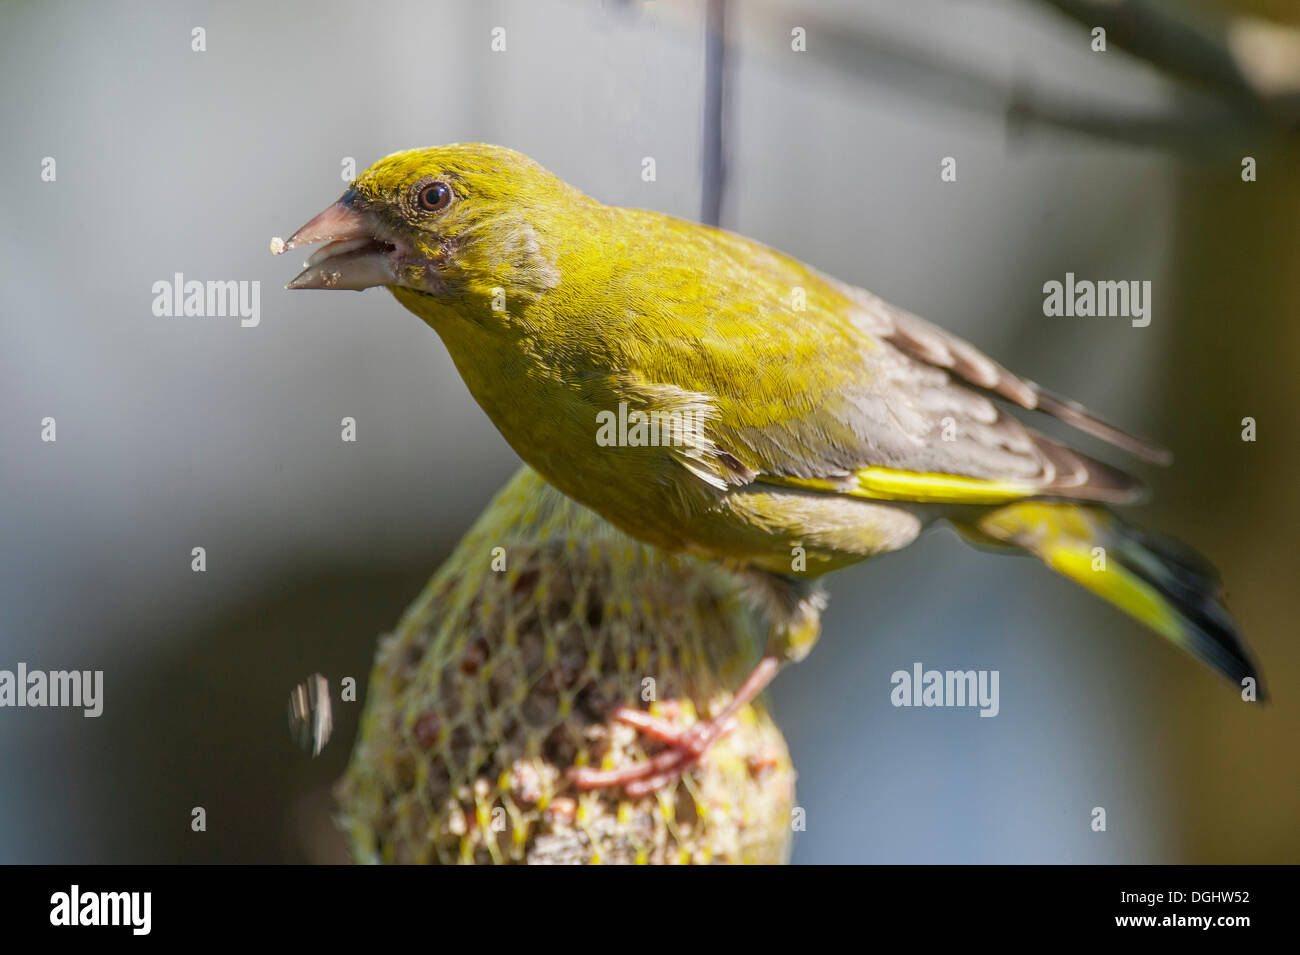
[1,0,1296,863]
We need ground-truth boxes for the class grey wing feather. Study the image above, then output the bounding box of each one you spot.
[840,284,1171,464]
[711,281,1158,505]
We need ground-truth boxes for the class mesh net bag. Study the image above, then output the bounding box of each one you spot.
[337,466,795,864]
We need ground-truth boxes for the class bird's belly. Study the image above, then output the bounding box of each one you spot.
[686,485,925,577]
[458,376,694,550]
[492,421,925,578]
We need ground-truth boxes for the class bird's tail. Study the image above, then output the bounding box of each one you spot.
[958,501,1262,697]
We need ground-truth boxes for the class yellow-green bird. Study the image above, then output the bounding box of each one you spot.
[277,144,1260,792]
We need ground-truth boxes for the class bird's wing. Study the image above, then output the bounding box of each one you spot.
[836,283,1170,465]
[655,281,1162,506]
[606,217,1165,506]
[707,342,1148,506]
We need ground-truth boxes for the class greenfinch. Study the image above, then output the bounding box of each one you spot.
[277,144,1260,790]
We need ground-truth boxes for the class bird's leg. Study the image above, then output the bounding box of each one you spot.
[601,704,712,746]
[570,571,825,797]
[570,655,782,797]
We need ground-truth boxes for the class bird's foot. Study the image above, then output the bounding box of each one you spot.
[569,705,740,797]
[569,655,782,797]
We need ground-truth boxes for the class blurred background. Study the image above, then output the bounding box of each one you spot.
[1,0,1297,863]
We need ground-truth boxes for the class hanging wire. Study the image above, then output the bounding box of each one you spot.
[701,0,728,226]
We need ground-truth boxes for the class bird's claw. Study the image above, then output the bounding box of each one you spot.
[569,705,738,797]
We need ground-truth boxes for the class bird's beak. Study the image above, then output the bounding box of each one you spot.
[275,193,401,291]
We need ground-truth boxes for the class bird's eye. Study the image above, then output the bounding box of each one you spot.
[417,180,453,213]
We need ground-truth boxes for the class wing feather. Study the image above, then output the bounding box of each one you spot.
[700,278,1157,505]
[839,284,1171,464]
[604,217,1164,506]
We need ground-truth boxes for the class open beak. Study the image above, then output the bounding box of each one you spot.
[274,194,400,291]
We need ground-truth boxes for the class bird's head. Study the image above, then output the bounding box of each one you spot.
[276,144,577,308]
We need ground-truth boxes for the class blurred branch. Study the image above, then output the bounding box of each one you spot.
[1034,0,1300,119]
[712,0,1300,153]
[785,4,1255,154]
[1035,0,1265,102]
[1005,86,1258,153]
